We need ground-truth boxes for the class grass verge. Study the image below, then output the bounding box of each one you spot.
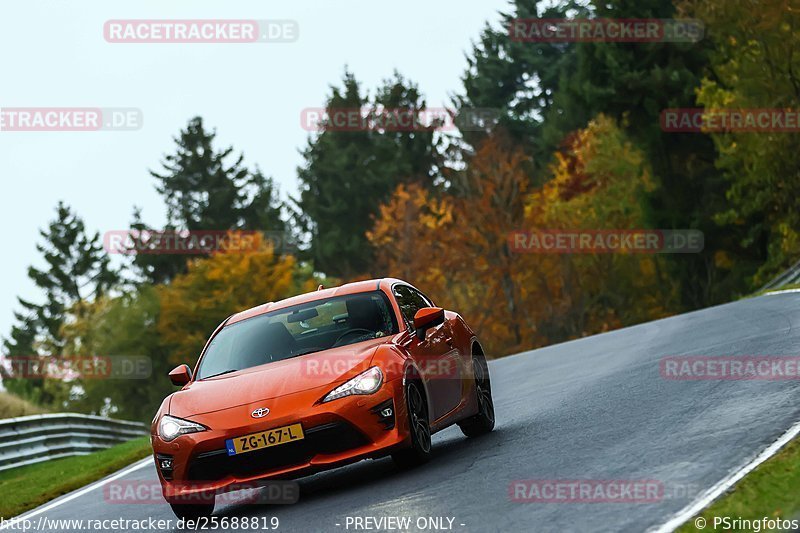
[0,436,152,518]
[678,434,800,532]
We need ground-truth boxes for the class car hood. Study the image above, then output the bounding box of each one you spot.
[169,339,385,417]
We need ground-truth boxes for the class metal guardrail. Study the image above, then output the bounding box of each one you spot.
[0,413,148,472]
[760,258,800,293]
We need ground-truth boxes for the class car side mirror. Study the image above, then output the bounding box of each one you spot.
[168,364,192,386]
[413,307,445,340]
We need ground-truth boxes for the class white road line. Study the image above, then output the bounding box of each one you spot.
[650,419,800,533]
[765,289,800,295]
[0,458,152,529]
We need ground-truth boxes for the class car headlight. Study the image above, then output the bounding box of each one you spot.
[322,366,383,403]
[158,415,206,442]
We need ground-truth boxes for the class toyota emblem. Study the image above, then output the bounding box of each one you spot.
[251,407,270,418]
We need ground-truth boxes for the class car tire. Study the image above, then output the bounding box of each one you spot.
[391,381,432,468]
[458,353,495,437]
[169,502,215,522]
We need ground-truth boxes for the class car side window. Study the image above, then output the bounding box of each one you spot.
[411,287,434,307]
[393,285,430,329]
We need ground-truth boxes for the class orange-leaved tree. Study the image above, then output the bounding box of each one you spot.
[370,133,533,356]
[523,114,672,340]
[157,239,319,367]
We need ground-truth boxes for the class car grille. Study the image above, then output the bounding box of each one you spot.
[186,421,368,482]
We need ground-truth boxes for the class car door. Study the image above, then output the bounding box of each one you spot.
[393,285,463,421]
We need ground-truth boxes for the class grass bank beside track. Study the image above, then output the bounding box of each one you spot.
[0,436,151,518]
[678,434,800,532]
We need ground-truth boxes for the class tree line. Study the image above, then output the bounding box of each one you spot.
[2,0,797,421]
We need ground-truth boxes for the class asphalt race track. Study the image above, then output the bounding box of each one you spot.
[7,292,800,533]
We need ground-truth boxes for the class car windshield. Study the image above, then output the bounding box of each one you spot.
[196,291,398,380]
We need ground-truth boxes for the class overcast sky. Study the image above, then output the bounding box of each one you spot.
[0,0,510,347]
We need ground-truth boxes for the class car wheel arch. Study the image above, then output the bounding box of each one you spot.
[403,362,433,424]
[471,339,486,359]
[469,339,487,409]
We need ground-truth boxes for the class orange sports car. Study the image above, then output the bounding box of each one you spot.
[151,278,495,519]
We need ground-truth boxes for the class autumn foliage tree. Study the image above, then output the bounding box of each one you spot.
[157,240,319,368]
[522,115,673,341]
[368,183,454,284]
[59,287,174,421]
[372,117,674,355]
[681,0,800,287]
[370,133,532,355]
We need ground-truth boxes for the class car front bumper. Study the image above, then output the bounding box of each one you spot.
[152,377,410,504]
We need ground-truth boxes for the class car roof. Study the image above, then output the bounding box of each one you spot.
[226,277,408,325]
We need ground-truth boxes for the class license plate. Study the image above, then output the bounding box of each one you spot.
[225,423,304,456]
